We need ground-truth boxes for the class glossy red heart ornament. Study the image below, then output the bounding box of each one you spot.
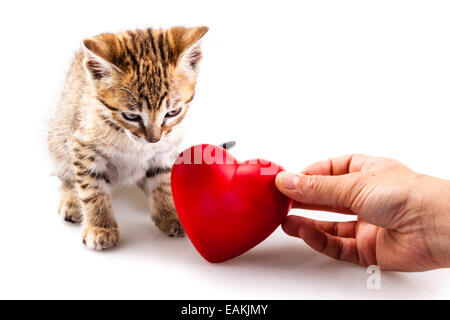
[171,144,293,263]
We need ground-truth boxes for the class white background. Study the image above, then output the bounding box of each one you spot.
[0,0,449,299]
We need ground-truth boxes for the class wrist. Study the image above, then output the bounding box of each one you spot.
[437,179,450,268]
[418,175,450,269]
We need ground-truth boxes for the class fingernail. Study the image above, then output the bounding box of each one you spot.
[277,172,300,190]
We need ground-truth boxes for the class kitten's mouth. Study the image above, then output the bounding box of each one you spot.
[146,137,161,143]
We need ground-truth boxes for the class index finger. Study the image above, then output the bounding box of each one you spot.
[301,154,371,176]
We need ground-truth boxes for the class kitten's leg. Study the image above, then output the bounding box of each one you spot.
[58,180,82,223]
[71,144,119,250]
[139,170,184,237]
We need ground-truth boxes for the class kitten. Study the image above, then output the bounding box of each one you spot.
[48,26,208,250]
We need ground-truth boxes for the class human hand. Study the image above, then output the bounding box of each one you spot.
[275,154,450,271]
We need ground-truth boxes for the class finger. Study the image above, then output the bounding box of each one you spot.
[301,154,372,176]
[283,217,360,264]
[292,202,355,215]
[282,215,357,238]
[275,171,362,209]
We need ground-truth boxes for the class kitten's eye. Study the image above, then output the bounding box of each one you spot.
[122,112,141,122]
[165,108,182,118]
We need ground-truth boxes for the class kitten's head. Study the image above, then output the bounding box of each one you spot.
[82,26,208,143]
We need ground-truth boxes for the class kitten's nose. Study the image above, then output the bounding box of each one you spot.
[146,127,162,143]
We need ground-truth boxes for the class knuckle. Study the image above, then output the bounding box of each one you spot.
[304,175,325,195]
[335,175,361,208]
[347,177,368,211]
[351,153,366,158]
[332,222,338,236]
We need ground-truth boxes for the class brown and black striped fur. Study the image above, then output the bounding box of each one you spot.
[48,26,208,250]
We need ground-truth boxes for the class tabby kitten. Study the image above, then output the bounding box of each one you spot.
[48,26,208,250]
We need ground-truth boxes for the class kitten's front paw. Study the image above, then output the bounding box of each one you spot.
[59,195,82,223]
[154,216,185,237]
[82,226,119,250]
[151,184,184,237]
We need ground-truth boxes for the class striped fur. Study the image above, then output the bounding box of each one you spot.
[48,26,208,250]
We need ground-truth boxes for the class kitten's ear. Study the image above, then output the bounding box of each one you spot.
[171,26,209,79]
[82,36,122,84]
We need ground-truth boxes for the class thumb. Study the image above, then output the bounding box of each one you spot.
[275,171,361,209]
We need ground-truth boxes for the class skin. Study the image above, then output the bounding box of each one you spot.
[275,154,450,272]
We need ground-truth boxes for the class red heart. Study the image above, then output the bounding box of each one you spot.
[171,144,293,263]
